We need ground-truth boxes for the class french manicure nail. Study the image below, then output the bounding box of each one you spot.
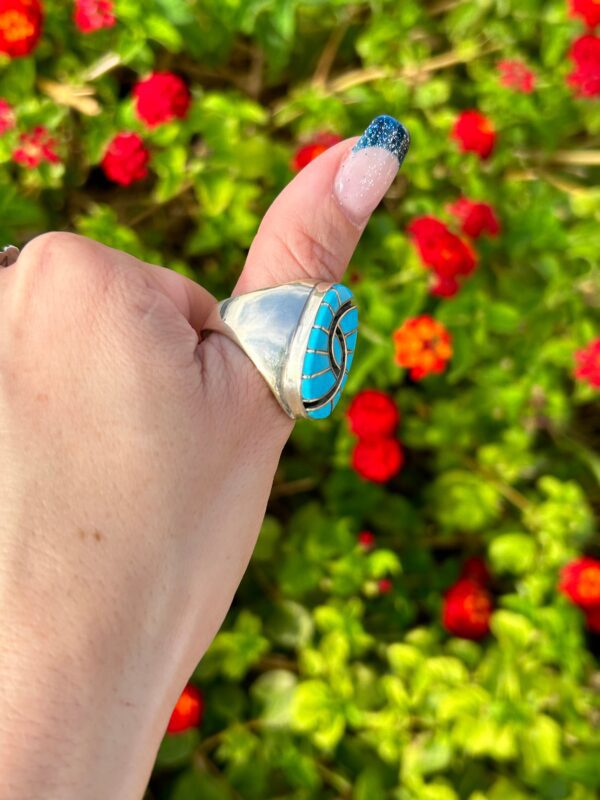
[334,115,410,225]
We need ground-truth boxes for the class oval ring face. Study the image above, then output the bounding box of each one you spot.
[300,283,358,419]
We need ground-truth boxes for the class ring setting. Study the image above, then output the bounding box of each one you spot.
[203,280,358,420]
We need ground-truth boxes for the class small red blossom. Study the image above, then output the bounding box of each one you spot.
[567,34,600,97]
[292,132,343,171]
[378,578,393,595]
[12,125,60,168]
[352,437,404,483]
[574,338,600,388]
[408,215,477,296]
[452,110,497,159]
[448,198,501,239]
[0,0,43,58]
[559,556,600,609]
[0,98,15,134]
[442,578,492,640]
[346,389,399,440]
[460,556,491,586]
[167,684,203,734]
[585,605,600,633]
[393,316,452,380]
[133,72,191,128]
[101,132,150,186]
[570,0,600,29]
[498,59,536,93]
[358,531,376,550]
[431,274,460,298]
[74,0,115,33]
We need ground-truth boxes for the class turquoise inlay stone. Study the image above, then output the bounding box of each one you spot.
[301,283,358,420]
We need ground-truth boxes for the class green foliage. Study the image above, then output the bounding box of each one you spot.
[2,1,599,798]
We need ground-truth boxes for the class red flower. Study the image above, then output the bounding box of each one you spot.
[585,605,600,633]
[167,684,203,734]
[133,72,191,128]
[292,132,343,171]
[431,274,460,298]
[358,530,376,550]
[393,316,453,380]
[567,34,600,97]
[346,389,399,440]
[408,216,477,296]
[0,98,15,134]
[442,578,492,640]
[448,198,501,239]
[559,556,600,609]
[451,110,497,159]
[101,132,150,186]
[498,59,536,93]
[570,0,600,29]
[352,438,404,483]
[574,338,600,388]
[378,578,393,594]
[74,0,115,33]
[460,556,491,586]
[0,0,43,58]
[12,125,60,167]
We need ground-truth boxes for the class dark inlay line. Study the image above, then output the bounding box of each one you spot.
[304,302,355,410]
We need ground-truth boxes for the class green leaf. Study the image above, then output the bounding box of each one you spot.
[251,669,297,727]
[488,533,537,575]
[145,14,184,51]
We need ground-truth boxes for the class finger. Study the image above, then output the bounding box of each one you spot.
[234,114,409,295]
[15,232,216,337]
[198,115,409,439]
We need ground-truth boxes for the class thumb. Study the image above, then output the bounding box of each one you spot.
[201,114,409,426]
[235,115,409,296]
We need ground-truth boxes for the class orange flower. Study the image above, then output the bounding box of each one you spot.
[0,0,43,59]
[393,315,452,380]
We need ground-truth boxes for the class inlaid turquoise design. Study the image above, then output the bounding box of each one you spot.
[301,283,358,419]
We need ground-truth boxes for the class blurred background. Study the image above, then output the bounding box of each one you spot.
[1,1,599,798]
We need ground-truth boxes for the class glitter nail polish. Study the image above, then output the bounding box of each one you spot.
[334,115,410,226]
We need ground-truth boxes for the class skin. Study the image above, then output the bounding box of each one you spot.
[0,136,381,799]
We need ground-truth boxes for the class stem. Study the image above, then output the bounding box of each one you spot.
[126,181,194,228]
[312,14,355,89]
[428,0,466,15]
[271,477,318,497]
[315,761,353,797]
[465,457,531,513]
[196,719,263,755]
[517,149,600,167]
[82,52,122,82]
[550,150,600,166]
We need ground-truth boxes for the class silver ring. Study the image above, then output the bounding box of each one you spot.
[0,245,20,268]
[202,280,358,420]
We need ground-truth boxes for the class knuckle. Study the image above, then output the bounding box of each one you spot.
[272,224,341,284]
[16,231,112,296]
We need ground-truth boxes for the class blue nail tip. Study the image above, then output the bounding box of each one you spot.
[352,114,410,164]
[301,284,358,420]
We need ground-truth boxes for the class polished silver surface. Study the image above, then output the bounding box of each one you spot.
[0,245,20,268]
[202,280,333,419]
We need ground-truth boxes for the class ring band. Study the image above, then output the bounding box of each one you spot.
[202,280,358,420]
[0,245,20,268]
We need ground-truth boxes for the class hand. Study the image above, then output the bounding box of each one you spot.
[0,118,406,799]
